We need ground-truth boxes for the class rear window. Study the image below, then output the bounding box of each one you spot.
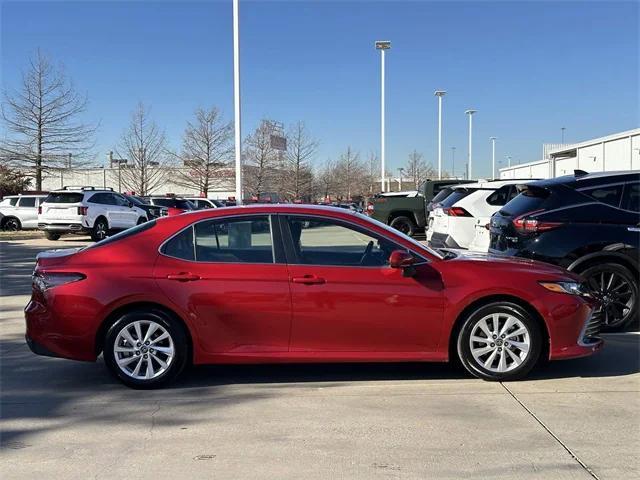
[430,188,453,204]
[152,198,195,209]
[440,189,475,207]
[44,192,84,204]
[84,220,157,250]
[499,186,549,216]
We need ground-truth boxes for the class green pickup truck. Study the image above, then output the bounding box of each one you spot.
[367,179,476,236]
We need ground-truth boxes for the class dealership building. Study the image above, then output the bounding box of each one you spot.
[499,128,640,179]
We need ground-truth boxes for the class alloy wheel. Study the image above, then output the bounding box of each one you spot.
[4,219,20,231]
[113,320,175,380]
[586,268,635,328]
[95,221,107,240]
[468,312,531,373]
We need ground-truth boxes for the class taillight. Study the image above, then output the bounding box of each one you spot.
[78,206,88,215]
[512,210,561,233]
[444,207,472,217]
[33,272,85,291]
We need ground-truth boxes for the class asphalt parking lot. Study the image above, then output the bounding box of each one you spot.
[1,237,638,479]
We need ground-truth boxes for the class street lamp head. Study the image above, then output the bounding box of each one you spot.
[375,40,391,50]
[489,136,497,141]
[465,109,477,115]
[434,90,447,97]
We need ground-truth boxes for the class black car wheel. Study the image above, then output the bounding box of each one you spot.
[2,217,21,231]
[390,216,416,236]
[137,216,147,225]
[44,231,61,241]
[582,263,638,331]
[103,309,189,389]
[91,218,109,242]
[457,302,543,381]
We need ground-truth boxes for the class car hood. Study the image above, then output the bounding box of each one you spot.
[444,249,580,279]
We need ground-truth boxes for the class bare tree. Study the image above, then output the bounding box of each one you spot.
[1,49,96,189]
[317,159,338,201]
[404,150,435,188]
[171,107,233,196]
[243,120,279,198]
[115,103,171,195]
[334,147,368,200]
[283,121,317,200]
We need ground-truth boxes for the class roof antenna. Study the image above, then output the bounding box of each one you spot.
[574,169,589,177]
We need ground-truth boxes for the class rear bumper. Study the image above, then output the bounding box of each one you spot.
[38,223,90,233]
[429,232,465,250]
[25,334,62,358]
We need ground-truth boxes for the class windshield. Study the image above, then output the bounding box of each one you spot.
[126,195,146,206]
[356,212,443,260]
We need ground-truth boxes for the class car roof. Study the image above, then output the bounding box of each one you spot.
[520,170,640,189]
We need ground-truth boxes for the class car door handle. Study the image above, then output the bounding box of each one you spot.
[166,272,200,282]
[291,275,326,285]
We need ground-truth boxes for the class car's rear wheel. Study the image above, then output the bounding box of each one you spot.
[103,310,188,389]
[44,231,60,241]
[581,263,637,331]
[457,302,542,381]
[390,216,416,236]
[2,217,21,231]
[137,216,147,225]
[91,217,109,242]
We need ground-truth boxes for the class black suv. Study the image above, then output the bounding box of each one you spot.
[489,170,639,330]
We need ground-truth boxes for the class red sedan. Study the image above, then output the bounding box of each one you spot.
[25,204,603,388]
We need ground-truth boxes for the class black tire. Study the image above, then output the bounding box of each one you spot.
[2,217,21,231]
[103,309,189,389]
[457,302,543,381]
[44,231,61,241]
[137,216,147,225]
[91,217,109,242]
[580,262,638,331]
[390,216,416,236]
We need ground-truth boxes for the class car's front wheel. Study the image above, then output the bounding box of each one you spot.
[457,302,543,381]
[103,310,189,389]
[44,231,60,241]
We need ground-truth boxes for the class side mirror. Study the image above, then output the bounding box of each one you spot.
[389,250,416,268]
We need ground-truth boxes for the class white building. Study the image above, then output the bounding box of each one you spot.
[500,128,640,179]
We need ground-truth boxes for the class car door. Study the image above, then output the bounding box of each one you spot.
[17,197,38,228]
[153,214,292,354]
[281,214,444,354]
[113,193,138,227]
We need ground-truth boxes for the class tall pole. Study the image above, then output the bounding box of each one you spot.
[233,0,242,205]
[375,41,391,192]
[465,109,476,180]
[507,155,512,167]
[434,91,446,180]
[398,167,404,191]
[451,147,456,178]
[490,137,497,180]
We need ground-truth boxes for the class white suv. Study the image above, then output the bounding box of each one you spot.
[427,179,535,252]
[38,187,148,241]
[0,194,48,230]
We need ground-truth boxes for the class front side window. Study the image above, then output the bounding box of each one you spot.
[195,216,273,263]
[286,216,399,267]
[580,184,623,207]
[18,197,36,207]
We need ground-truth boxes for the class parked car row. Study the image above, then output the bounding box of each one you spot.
[425,170,640,331]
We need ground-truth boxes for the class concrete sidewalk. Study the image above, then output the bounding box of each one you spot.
[1,238,638,479]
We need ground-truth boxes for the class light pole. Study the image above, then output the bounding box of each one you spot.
[506,155,512,167]
[397,167,404,191]
[233,0,242,205]
[490,137,497,179]
[434,90,446,179]
[451,146,456,178]
[375,40,391,192]
[465,109,477,179]
[561,127,566,144]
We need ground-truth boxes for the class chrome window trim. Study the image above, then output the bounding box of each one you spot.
[158,213,277,265]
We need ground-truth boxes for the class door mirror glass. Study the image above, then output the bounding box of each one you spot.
[389,249,415,268]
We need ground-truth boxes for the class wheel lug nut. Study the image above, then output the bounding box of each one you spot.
[490,343,495,347]
[136,342,141,347]
[143,354,148,359]
[145,341,150,346]
[501,334,505,339]
[498,347,502,352]
[135,351,140,355]
[492,335,497,339]
[504,342,509,346]
[149,348,154,353]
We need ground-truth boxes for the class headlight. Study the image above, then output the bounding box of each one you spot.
[539,281,587,296]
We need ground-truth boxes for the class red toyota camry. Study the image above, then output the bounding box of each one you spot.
[25,204,603,388]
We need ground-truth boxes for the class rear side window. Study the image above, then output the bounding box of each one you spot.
[2,197,19,206]
[486,186,512,206]
[194,216,273,263]
[44,192,84,204]
[18,197,36,207]
[622,183,640,212]
[580,184,623,208]
[441,189,475,207]
[162,226,195,261]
